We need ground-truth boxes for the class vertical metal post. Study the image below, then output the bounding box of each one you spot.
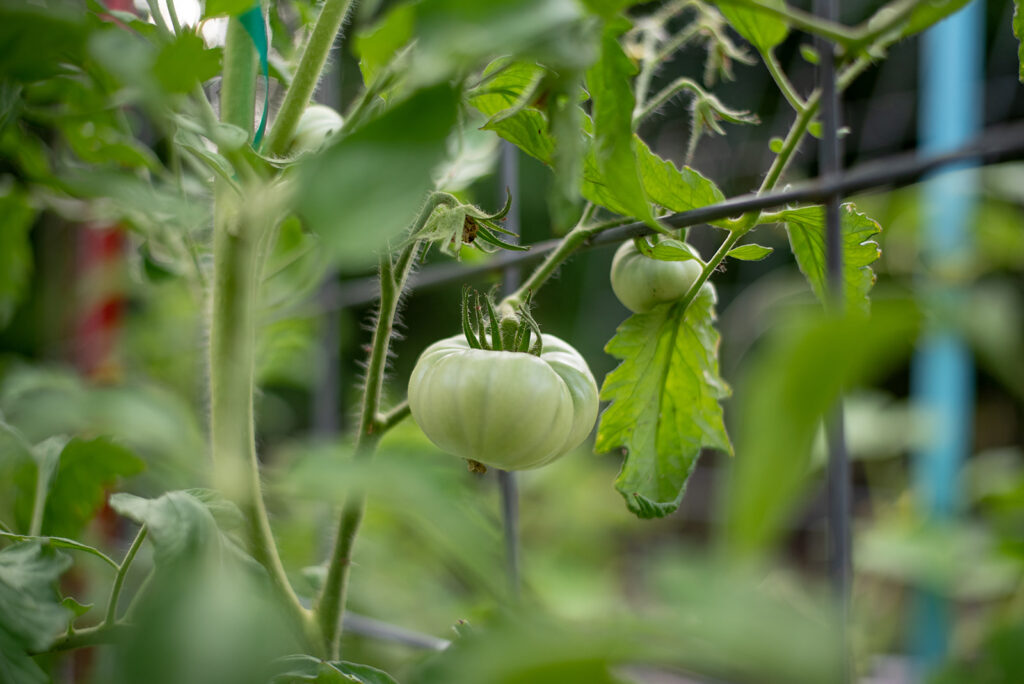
[911,1,981,676]
[498,141,521,599]
[313,36,344,436]
[815,0,851,679]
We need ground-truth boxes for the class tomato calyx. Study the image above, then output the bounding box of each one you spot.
[416,191,528,258]
[460,286,542,356]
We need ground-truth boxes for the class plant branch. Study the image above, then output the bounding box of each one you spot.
[0,531,118,570]
[39,622,131,654]
[316,194,453,657]
[376,401,411,432]
[501,216,633,309]
[264,0,356,156]
[104,526,147,626]
[762,49,805,112]
[212,24,315,651]
[635,76,703,124]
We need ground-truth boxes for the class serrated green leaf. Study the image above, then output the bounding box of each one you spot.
[778,202,882,313]
[270,654,400,684]
[1015,0,1024,82]
[644,238,702,262]
[724,301,920,554]
[472,62,725,224]
[353,2,415,86]
[471,60,557,164]
[0,542,72,682]
[153,31,222,94]
[595,285,732,518]
[37,438,144,539]
[633,137,726,216]
[296,84,458,268]
[0,186,35,330]
[727,243,773,261]
[586,23,656,229]
[715,0,789,52]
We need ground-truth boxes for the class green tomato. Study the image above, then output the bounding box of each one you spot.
[609,239,701,313]
[408,334,599,470]
[290,104,343,153]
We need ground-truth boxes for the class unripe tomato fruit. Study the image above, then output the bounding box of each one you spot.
[408,334,599,470]
[609,239,701,313]
[290,104,343,153]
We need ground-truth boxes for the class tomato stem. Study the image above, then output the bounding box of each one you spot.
[263,0,357,156]
[316,195,449,657]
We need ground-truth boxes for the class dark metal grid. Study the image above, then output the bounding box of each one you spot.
[498,141,522,600]
[815,0,852,679]
[325,119,1024,310]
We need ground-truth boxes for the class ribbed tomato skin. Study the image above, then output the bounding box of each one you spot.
[610,240,701,313]
[408,334,598,470]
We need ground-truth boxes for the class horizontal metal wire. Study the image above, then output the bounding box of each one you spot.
[326,119,1024,309]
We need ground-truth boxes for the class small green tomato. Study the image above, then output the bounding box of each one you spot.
[609,239,701,313]
[290,104,343,153]
[407,334,598,470]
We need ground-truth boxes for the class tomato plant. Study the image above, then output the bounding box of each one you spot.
[0,0,1022,683]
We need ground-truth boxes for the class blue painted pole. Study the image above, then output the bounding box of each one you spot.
[911,0,983,675]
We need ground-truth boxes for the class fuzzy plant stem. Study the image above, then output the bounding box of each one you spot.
[104,525,147,626]
[264,0,357,156]
[210,20,316,650]
[316,242,419,658]
[316,195,452,657]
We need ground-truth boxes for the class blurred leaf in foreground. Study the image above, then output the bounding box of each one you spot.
[295,84,458,268]
[0,542,72,684]
[723,298,921,555]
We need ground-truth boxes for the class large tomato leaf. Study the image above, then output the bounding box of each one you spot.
[0,542,72,684]
[779,202,882,314]
[586,22,656,229]
[633,136,726,215]
[714,0,789,52]
[595,285,732,518]
[471,61,725,224]
[295,84,458,268]
[723,301,920,554]
[13,437,144,539]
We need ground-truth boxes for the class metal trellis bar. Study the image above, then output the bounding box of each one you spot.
[326,120,1024,309]
[497,140,522,600]
[815,0,852,680]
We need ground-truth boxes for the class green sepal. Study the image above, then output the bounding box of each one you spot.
[461,285,483,349]
[476,226,529,251]
[483,294,503,351]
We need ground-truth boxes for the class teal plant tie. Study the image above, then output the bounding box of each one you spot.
[239,5,270,149]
